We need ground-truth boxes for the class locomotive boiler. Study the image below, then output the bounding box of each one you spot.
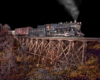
[28,20,84,37]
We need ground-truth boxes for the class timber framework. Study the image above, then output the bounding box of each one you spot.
[15,36,100,70]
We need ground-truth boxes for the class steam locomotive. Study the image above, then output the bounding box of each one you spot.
[28,20,84,37]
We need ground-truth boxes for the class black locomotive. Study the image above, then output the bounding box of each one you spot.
[28,20,84,37]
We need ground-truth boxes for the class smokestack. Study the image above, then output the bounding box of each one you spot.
[74,20,77,23]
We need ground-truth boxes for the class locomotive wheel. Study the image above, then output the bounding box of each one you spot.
[46,31,50,37]
[54,35,57,37]
[30,35,33,37]
[69,35,74,37]
[80,35,84,37]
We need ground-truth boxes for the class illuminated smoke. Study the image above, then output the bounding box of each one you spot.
[58,0,80,20]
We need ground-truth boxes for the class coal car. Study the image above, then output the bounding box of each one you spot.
[28,27,46,37]
[15,27,33,36]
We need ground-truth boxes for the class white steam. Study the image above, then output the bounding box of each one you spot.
[58,0,80,20]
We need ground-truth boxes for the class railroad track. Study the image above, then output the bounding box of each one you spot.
[17,36,100,41]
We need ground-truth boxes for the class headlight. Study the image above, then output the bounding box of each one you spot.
[46,25,50,29]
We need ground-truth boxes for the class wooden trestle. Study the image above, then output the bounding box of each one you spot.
[16,36,100,70]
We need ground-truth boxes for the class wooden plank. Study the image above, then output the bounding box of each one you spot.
[16,36,97,69]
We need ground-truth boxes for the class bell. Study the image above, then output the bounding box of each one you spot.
[80,22,82,25]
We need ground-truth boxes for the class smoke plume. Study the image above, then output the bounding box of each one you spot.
[58,0,80,20]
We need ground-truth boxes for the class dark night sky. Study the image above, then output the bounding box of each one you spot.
[0,0,100,37]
